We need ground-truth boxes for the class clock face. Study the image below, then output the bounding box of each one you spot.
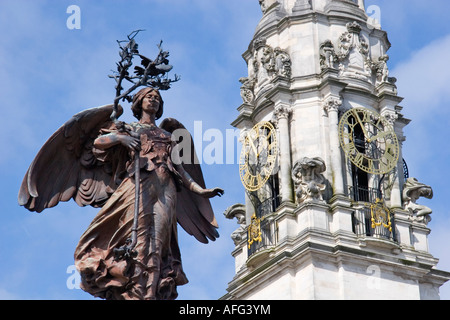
[339,108,400,175]
[239,121,278,192]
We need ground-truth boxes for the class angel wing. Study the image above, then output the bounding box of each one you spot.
[160,118,219,244]
[18,105,124,213]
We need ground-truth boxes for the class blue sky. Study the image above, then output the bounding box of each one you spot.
[1,0,450,300]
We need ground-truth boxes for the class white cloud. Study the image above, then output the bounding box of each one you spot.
[393,34,450,118]
[392,33,450,299]
[392,33,450,176]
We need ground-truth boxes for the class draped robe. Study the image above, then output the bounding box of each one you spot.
[74,122,188,300]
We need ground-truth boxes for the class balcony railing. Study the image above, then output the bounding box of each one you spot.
[349,185,381,203]
[246,185,398,258]
[247,195,280,257]
[352,205,397,241]
[348,185,397,242]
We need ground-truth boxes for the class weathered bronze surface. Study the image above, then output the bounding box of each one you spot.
[18,33,223,300]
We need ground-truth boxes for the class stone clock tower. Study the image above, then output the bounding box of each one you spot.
[223,0,450,300]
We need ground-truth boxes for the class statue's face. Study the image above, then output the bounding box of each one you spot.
[141,90,161,116]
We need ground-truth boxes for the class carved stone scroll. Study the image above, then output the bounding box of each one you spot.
[292,157,327,204]
[403,178,434,224]
[252,37,292,87]
[224,204,247,246]
[239,77,256,104]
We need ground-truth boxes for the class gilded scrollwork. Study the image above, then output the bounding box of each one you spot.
[248,213,263,249]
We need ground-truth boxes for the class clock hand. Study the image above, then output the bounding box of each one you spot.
[353,110,370,140]
[248,135,258,156]
[257,139,268,158]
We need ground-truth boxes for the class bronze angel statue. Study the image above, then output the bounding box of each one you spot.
[18,33,223,300]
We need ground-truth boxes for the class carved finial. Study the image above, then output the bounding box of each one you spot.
[253,37,268,51]
[259,0,267,13]
[258,0,280,14]
[346,21,362,34]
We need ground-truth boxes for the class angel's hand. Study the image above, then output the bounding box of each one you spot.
[200,187,224,199]
[117,134,141,151]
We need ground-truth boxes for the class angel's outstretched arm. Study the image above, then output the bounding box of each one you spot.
[176,164,224,199]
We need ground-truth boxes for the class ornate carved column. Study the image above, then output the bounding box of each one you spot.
[273,104,294,203]
[324,97,345,196]
[381,109,402,208]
